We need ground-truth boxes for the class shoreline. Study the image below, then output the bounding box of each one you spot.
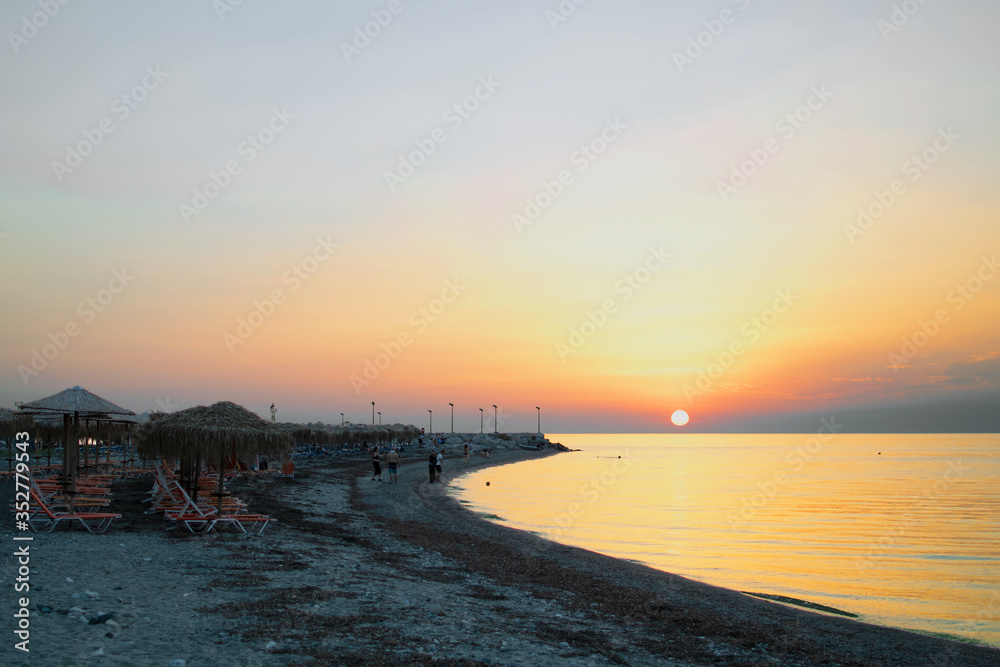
[355,446,1000,666]
[3,446,997,665]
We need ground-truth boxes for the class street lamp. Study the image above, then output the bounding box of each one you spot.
[449,403,454,433]
[492,405,498,433]
[377,411,381,426]
[340,412,344,426]
[536,406,541,434]
[428,409,432,434]
[371,401,375,425]
[479,408,483,434]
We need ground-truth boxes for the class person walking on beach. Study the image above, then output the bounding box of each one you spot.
[435,449,444,482]
[386,447,399,483]
[371,447,382,482]
[463,443,469,465]
[428,451,437,483]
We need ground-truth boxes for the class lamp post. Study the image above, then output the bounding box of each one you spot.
[371,401,375,426]
[340,412,344,426]
[536,406,541,433]
[428,409,432,434]
[479,408,483,434]
[492,405,498,433]
[377,411,381,426]
[449,403,454,433]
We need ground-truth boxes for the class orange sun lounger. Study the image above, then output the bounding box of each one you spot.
[28,488,121,533]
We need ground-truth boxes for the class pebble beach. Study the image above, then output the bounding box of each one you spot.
[4,441,999,666]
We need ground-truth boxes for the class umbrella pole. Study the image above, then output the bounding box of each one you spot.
[218,446,225,516]
[193,456,200,504]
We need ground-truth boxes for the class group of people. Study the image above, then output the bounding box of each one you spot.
[369,446,401,483]
[370,443,474,484]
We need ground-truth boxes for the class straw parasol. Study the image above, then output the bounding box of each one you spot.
[137,401,293,513]
[1,407,32,472]
[19,385,136,417]
[18,386,136,493]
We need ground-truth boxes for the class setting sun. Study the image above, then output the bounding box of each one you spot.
[671,410,690,427]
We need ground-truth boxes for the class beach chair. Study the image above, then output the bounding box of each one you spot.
[276,461,294,479]
[211,513,275,534]
[27,488,121,533]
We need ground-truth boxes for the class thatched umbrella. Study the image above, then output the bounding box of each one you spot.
[18,386,135,496]
[1,407,32,472]
[137,401,293,514]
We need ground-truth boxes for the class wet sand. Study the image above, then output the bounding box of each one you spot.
[3,448,998,666]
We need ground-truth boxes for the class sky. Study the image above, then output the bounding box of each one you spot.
[1,1,998,433]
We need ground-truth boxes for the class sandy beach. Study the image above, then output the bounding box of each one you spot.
[4,445,999,666]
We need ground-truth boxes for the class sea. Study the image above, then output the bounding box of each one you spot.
[451,433,1000,647]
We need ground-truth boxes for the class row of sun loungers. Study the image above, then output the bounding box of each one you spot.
[144,461,274,534]
[15,461,274,534]
[23,473,122,533]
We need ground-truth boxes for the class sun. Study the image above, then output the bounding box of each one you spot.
[670,410,690,427]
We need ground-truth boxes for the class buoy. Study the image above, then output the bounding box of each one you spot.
[486,481,490,486]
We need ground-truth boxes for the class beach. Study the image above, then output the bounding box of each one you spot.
[5,445,999,666]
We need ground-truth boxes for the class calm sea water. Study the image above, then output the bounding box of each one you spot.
[452,434,1000,647]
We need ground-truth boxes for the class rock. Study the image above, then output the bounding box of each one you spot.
[65,577,74,583]
[89,613,115,625]
[69,606,85,614]
[170,660,186,667]
[92,647,104,656]
[83,590,101,600]
[106,620,121,630]
[559,641,570,648]
[265,641,277,650]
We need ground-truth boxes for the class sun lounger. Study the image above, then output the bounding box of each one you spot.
[27,488,120,533]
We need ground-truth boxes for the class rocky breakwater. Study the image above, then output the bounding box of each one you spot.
[428,432,570,452]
